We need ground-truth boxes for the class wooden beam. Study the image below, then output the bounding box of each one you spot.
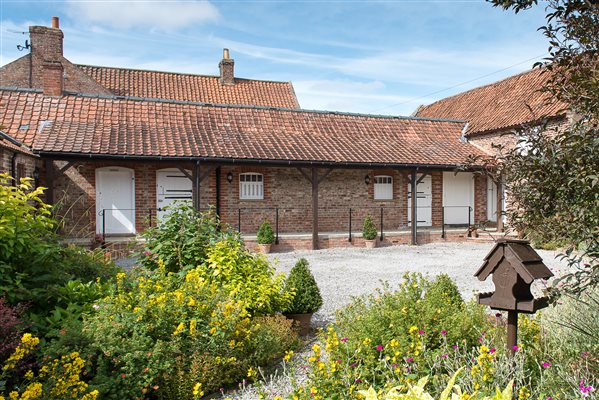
[410,169,418,245]
[177,167,193,181]
[44,159,54,205]
[193,161,200,210]
[297,167,312,183]
[416,172,429,185]
[497,177,504,232]
[58,161,75,174]
[312,167,319,250]
[200,165,217,183]
[317,168,334,185]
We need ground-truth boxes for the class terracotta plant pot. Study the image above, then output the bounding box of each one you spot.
[284,313,313,336]
[364,239,377,248]
[258,243,272,254]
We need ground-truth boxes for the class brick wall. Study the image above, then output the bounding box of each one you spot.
[0,148,40,184]
[45,160,488,239]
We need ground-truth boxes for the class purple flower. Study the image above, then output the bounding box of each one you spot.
[440,329,447,336]
[441,353,448,359]
[340,337,349,343]
[143,250,152,257]
[376,345,384,351]
[512,345,519,351]
[581,351,590,358]
[355,378,362,384]
[452,345,459,349]
[579,381,594,397]
[478,337,483,343]
[418,330,425,335]
[489,348,496,354]
[392,363,398,368]
[405,357,414,363]
[542,361,551,368]
[349,362,357,368]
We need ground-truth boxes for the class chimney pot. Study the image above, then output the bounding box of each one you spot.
[51,16,59,29]
[223,48,230,59]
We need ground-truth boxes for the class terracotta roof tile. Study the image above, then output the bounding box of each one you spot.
[0,130,36,156]
[415,68,568,135]
[0,89,484,166]
[77,65,301,109]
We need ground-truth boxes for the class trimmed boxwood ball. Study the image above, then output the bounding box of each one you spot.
[284,258,323,314]
[362,215,377,240]
[257,220,275,244]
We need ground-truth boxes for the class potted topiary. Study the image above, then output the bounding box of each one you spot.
[283,258,322,336]
[362,215,378,248]
[257,220,275,253]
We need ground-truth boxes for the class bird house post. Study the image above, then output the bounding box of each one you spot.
[474,239,553,355]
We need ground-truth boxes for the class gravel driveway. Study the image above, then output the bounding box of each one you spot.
[267,242,566,327]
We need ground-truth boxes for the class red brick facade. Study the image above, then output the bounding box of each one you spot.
[47,161,489,242]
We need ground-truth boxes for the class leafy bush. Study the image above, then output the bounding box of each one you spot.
[363,215,378,240]
[282,258,322,314]
[257,220,275,244]
[78,263,296,399]
[202,238,292,315]
[140,204,239,273]
[0,174,120,334]
[1,333,99,399]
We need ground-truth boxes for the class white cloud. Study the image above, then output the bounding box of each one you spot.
[63,1,219,31]
[293,79,416,115]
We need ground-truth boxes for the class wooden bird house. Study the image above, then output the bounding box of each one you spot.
[475,239,553,313]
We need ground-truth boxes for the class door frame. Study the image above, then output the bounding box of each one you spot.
[95,166,136,235]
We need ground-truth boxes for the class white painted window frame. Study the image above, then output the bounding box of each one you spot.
[239,173,264,200]
[374,175,393,200]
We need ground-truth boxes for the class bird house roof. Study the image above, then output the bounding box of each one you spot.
[475,239,553,284]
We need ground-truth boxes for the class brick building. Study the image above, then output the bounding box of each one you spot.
[415,68,571,230]
[1,17,517,250]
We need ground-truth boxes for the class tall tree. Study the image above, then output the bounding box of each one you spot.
[486,0,598,295]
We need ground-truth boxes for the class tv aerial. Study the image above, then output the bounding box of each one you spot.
[17,40,30,51]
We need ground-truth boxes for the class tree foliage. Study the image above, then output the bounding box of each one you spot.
[485,0,598,295]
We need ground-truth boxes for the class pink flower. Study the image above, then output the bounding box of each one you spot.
[418,330,425,335]
[405,357,414,363]
[143,250,152,257]
[478,337,484,342]
[579,380,594,397]
[349,362,357,368]
[581,351,590,358]
[542,361,551,368]
[489,348,496,354]
[512,345,519,351]
[440,329,447,336]
[340,337,349,343]
[376,345,384,351]
[441,353,448,359]
[452,345,459,349]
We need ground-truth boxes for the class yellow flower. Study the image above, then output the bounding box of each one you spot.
[362,337,372,346]
[409,326,419,334]
[189,319,197,335]
[193,383,205,397]
[283,350,294,362]
[173,322,185,335]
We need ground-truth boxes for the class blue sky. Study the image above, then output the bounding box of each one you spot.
[1,0,549,115]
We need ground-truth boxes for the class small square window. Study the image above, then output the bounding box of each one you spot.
[374,175,393,200]
[239,173,264,200]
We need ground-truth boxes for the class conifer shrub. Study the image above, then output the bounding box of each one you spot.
[256,220,275,245]
[362,215,378,240]
[283,258,323,314]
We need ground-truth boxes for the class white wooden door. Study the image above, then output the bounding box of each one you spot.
[443,172,474,225]
[96,167,135,235]
[407,174,432,226]
[487,176,497,221]
[156,168,193,221]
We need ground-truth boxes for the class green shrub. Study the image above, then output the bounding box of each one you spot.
[283,258,322,314]
[256,220,275,244]
[362,215,377,240]
[78,264,296,399]
[139,204,239,273]
[0,174,120,334]
[202,238,292,315]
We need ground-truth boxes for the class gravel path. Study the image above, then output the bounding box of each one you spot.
[219,242,568,399]
[267,242,565,327]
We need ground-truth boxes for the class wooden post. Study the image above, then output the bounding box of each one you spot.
[44,159,54,205]
[312,167,319,250]
[411,170,418,245]
[193,161,201,211]
[507,310,518,356]
[497,177,504,232]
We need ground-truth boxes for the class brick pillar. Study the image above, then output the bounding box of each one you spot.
[219,48,235,86]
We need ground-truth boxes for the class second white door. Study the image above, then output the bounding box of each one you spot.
[156,168,193,221]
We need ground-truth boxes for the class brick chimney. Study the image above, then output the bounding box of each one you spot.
[29,17,64,96]
[219,48,235,86]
